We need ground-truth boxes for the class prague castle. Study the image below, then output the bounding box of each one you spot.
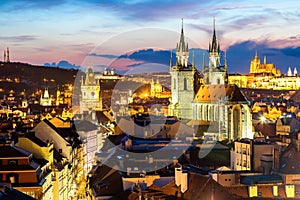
[228,53,300,90]
[169,19,253,140]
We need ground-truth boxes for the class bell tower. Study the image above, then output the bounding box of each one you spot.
[203,18,227,85]
[169,19,197,119]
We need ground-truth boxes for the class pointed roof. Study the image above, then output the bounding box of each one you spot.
[194,84,248,103]
[209,18,219,54]
[169,50,173,68]
[177,18,187,53]
[287,67,292,76]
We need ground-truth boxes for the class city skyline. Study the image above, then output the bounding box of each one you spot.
[1,0,300,73]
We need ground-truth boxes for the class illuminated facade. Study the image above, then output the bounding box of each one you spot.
[56,84,73,106]
[228,53,300,90]
[202,19,228,85]
[40,88,52,106]
[150,79,171,98]
[192,84,253,140]
[168,20,253,139]
[168,19,198,119]
[80,67,101,113]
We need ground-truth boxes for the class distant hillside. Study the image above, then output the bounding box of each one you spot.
[0,61,81,97]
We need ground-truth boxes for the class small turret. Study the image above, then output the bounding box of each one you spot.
[192,52,195,71]
[3,49,6,62]
[294,67,297,76]
[169,50,173,69]
[202,52,205,73]
[6,47,10,63]
[287,67,292,76]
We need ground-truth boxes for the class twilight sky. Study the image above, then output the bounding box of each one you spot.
[1,0,300,73]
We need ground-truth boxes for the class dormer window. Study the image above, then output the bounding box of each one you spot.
[8,159,18,166]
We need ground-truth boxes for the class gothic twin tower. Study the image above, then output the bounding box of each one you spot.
[169,18,228,119]
[168,19,253,140]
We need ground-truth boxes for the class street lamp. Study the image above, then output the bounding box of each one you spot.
[260,116,267,124]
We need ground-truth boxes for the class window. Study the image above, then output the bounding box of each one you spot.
[173,79,176,90]
[7,173,18,183]
[183,78,187,90]
[8,159,18,166]
[258,192,262,196]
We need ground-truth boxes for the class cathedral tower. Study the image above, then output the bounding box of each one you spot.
[203,19,227,85]
[169,19,197,119]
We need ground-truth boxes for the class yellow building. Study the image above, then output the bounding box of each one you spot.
[249,52,280,76]
[228,52,300,90]
[150,79,171,98]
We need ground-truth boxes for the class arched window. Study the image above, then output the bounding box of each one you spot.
[183,78,187,90]
[173,79,176,90]
[233,107,241,139]
[217,78,220,84]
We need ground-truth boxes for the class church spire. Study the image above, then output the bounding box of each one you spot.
[202,52,205,72]
[224,51,228,85]
[192,51,195,70]
[175,18,189,68]
[178,18,186,52]
[169,50,173,68]
[224,51,227,70]
[288,67,292,76]
[209,17,219,54]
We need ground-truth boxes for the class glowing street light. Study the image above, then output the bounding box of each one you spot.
[260,116,267,123]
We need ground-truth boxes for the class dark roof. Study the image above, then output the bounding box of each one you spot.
[150,172,239,200]
[75,120,98,132]
[254,123,276,137]
[240,174,283,185]
[0,186,36,200]
[96,111,111,124]
[0,144,31,158]
[89,164,123,197]
[279,142,300,174]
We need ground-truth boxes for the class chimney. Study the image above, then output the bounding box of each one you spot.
[92,111,96,121]
[175,167,182,186]
[181,172,188,193]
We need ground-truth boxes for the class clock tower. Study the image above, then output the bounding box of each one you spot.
[80,67,101,113]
